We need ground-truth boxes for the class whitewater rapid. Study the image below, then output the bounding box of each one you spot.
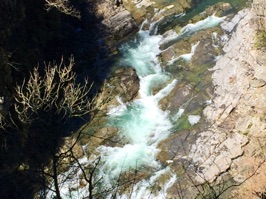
[46,13,226,199]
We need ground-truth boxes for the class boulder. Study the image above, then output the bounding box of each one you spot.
[93,0,138,41]
[108,67,140,102]
[221,9,249,33]
[59,137,85,163]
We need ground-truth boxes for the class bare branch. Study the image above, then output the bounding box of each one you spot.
[44,0,81,19]
[14,56,96,126]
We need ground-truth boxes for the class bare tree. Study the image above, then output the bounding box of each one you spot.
[44,0,81,19]
[0,56,106,199]
[14,56,96,127]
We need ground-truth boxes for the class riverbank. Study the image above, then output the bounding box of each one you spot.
[190,4,266,198]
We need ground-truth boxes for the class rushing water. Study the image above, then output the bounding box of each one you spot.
[47,9,228,199]
[97,30,177,194]
[93,14,225,198]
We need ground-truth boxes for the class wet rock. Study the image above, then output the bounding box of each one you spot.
[84,126,119,153]
[159,38,191,66]
[157,130,197,164]
[205,2,233,17]
[109,67,140,102]
[190,30,220,67]
[93,67,140,112]
[60,137,84,162]
[159,82,194,113]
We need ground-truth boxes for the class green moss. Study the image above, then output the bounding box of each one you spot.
[255,31,266,49]
[176,115,192,130]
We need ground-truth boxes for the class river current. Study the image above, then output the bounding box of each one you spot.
[47,5,238,199]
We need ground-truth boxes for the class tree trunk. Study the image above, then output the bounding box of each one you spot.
[53,156,61,199]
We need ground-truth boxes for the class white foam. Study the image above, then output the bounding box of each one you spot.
[168,41,200,65]
[180,15,226,35]
[188,115,201,125]
[179,41,200,61]
[119,31,162,77]
[161,15,226,50]
[107,96,127,116]
[172,108,185,121]
[97,144,159,183]
[139,74,170,97]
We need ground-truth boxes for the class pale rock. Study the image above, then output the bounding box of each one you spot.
[221,9,249,33]
[195,155,232,183]
[165,5,174,10]
[249,79,266,88]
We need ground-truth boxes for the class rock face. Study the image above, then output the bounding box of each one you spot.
[252,0,266,30]
[158,6,266,193]
[106,67,140,103]
[190,7,266,187]
[221,9,248,32]
[92,0,138,41]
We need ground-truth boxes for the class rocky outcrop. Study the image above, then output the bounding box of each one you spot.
[92,0,138,41]
[105,67,140,103]
[189,7,266,186]
[204,9,255,125]
[158,6,266,191]
[252,0,266,30]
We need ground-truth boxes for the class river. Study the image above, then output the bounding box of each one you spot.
[46,1,246,198]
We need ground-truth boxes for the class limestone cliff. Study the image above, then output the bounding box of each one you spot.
[189,2,266,197]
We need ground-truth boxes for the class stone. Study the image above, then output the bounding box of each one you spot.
[165,5,174,10]
[189,6,266,188]
[94,0,138,41]
[195,155,232,183]
[189,130,248,183]
[221,9,249,33]
[109,67,140,102]
[59,137,85,164]
[72,143,84,159]
[249,79,266,88]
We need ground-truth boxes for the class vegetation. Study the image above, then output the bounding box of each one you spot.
[255,31,266,49]
[0,57,99,198]
[0,0,103,198]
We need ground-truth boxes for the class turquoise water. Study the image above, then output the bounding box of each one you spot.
[48,3,241,198]
[98,31,177,181]
[162,0,248,33]
[94,14,226,198]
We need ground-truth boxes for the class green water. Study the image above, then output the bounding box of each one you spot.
[161,0,249,33]
[188,0,248,16]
